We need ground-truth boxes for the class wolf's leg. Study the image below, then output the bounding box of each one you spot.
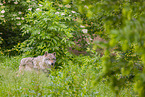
[17,65,25,77]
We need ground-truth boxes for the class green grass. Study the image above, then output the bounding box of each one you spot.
[0,55,136,96]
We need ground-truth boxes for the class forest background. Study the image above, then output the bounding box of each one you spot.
[0,0,145,96]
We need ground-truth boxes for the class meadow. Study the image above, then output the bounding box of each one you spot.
[0,55,136,97]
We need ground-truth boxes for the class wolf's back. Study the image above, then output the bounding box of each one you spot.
[20,57,33,66]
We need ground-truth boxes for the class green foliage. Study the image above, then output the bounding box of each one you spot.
[0,0,39,54]
[106,15,145,96]
[101,3,145,97]
[1,0,145,96]
[19,0,85,65]
[68,0,145,96]
[0,55,135,96]
[0,55,21,70]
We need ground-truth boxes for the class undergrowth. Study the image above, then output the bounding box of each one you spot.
[0,55,135,96]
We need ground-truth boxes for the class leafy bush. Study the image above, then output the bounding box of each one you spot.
[19,0,87,66]
[0,0,39,54]
[67,0,145,96]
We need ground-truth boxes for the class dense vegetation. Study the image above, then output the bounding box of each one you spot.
[0,0,145,96]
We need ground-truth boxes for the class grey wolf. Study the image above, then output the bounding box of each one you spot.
[18,52,56,75]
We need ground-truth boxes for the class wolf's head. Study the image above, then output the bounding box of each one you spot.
[43,52,56,67]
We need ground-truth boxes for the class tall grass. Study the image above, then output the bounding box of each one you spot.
[0,55,136,96]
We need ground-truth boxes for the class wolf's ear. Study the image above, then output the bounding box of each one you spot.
[53,52,56,56]
[44,52,48,56]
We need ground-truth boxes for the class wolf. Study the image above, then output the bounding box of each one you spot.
[18,52,56,75]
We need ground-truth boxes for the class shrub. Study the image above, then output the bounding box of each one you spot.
[66,0,145,96]
[19,0,86,66]
[0,0,39,55]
